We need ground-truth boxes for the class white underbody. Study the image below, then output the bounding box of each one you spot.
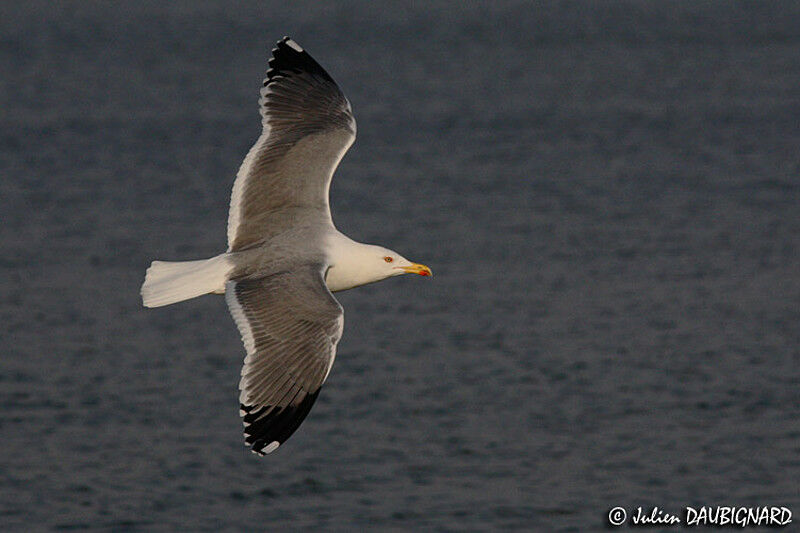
[141,229,405,308]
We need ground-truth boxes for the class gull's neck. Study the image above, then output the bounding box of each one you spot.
[324,231,386,292]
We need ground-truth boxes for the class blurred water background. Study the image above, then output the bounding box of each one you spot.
[1,1,799,530]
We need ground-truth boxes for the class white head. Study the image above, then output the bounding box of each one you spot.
[372,245,433,279]
[325,242,432,292]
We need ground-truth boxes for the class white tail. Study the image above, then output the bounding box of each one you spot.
[141,254,233,308]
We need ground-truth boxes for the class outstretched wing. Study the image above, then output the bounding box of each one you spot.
[227,37,356,251]
[225,265,344,455]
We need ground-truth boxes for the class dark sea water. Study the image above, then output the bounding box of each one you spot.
[2,1,799,531]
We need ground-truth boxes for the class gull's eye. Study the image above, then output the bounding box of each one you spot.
[384,256,394,263]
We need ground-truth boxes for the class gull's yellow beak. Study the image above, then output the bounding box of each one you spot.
[400,263,433,277]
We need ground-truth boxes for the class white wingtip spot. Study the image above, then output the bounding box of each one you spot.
[285,39,303,52]
[264,441,280,454]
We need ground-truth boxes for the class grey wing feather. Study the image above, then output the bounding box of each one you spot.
[227,37,356,251]
[225,264,344,455]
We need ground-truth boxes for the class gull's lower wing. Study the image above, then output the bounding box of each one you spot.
[225,264,344,455]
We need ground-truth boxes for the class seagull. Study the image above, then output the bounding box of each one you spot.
[141,37,431,456]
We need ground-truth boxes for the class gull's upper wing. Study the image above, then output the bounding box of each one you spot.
[227,37,356,251]
[225,264,344,455]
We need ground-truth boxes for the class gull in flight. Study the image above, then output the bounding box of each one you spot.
[141,37,431,455]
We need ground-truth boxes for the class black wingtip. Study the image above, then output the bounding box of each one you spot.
[264,36,334,88]
[241,390,321,456]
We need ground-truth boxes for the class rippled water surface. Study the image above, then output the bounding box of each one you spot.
[2,2,799,531]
